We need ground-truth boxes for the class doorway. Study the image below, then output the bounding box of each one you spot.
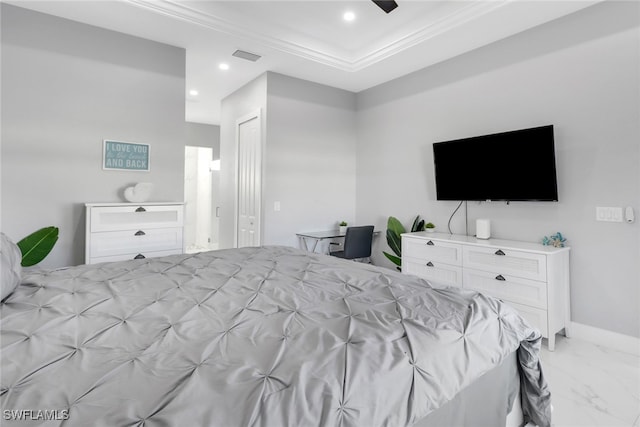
[184,146,219,253]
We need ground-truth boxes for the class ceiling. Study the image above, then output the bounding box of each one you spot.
[8,0,601,125]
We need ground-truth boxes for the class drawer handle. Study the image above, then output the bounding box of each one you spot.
[135,207,146,212]
[495,274,506,281]
[495,249,505,256]
[426,241,435,246]
[134,254,146,259]
[134,230,146,236]
[426,261,434,267]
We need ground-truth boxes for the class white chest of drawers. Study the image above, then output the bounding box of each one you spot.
[402,232,571,350]
[85,203,184,264]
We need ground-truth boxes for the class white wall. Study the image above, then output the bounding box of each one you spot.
[186,122,221,157]
[1,4,186,267]
[356,1,639,337]
[218,72,357,251]
[265,72,357,249]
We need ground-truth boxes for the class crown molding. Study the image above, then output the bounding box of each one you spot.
[124,0,513,72]
[125,0,354,70]
[351,1,509,71]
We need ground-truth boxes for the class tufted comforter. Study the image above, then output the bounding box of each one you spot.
[1,246,551,426]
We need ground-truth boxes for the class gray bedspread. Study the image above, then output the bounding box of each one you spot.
[1,246,551,426]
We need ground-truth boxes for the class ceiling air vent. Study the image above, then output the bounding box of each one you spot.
[232,50,262,62]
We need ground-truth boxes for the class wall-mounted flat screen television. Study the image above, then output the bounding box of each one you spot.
[433,125,558,201]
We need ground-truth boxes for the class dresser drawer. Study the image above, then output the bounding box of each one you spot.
[89,249,183,264]
[507,301,549,337]
[462,246,547,282]
[90,205,183,232]
[89,228,183,258]
[403,238,462,266]
[403,257,463,288]
[463,268,548,309]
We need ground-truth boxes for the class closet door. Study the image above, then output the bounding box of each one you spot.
[236,110,262,248]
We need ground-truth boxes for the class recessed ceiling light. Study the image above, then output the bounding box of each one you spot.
[219,63,230,70]
[343,11,356,22]
[189,89,199,96]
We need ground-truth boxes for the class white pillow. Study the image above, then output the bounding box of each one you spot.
[1,232,22,300]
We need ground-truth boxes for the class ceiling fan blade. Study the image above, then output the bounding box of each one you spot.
[372,1,398,14]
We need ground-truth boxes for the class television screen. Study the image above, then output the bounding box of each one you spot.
[433,125,558,201]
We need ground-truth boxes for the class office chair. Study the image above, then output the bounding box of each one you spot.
[329,225,374,262]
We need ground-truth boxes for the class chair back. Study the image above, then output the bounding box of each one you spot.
[343,226,374,259]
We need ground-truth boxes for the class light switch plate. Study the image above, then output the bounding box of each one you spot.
[596,207,623,222]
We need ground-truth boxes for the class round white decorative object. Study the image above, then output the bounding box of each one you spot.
[124,182,153,203]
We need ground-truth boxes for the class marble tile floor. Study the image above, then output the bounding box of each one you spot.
[538,335,640,426]
[185,243,219,254]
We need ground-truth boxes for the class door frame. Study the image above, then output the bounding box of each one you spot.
[234,108,263,248]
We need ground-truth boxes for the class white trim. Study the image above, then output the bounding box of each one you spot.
[123,0,508,71]
[123,0,602,74]
[570,322,640,356]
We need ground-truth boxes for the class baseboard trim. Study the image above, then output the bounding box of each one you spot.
[570,322,640,356]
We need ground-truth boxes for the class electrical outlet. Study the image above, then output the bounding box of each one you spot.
[274,201,281,212]
[596,207,623,222]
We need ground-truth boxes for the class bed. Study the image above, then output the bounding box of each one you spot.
[1,243,551,427]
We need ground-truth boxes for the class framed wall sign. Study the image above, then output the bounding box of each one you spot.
[103,140,150,171]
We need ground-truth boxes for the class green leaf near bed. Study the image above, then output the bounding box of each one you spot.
[17,226,59,267]
[383,215,424,270]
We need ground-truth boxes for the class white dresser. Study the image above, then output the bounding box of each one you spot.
[85,203,184,264]
[402,232,570,350]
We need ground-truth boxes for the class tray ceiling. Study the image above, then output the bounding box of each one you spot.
[8,0,602,124]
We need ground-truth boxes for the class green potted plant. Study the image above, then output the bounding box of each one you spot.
[425,222,435,233]
[339,221,348,234]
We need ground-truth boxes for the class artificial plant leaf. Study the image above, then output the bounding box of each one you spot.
[410,216,422,232]
[382,251,401,267]
[387,216,406,236]
[17,226,59,267]
[386,228,402,258]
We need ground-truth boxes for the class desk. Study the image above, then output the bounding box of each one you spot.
[296,230,344,254]
[296,229,380,254]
